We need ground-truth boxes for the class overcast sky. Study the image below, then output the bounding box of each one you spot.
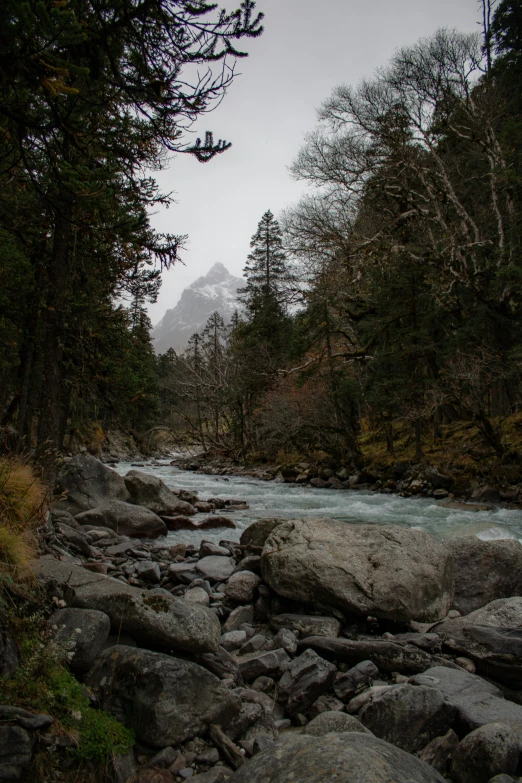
[147,0,481,325]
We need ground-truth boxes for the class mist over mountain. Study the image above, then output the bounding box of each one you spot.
[151,262,243,354]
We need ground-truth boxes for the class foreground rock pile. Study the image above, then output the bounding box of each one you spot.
[3,456,522,782]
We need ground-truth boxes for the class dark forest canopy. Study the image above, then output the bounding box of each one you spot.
[163,0,522,474]
[0,0,263,464]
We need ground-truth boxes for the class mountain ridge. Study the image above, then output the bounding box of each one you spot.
[152,262,243,354]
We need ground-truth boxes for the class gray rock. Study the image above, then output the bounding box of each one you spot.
[239,649,290,681]
[0,725,34,782]
[56,454,130,514]
[136,560,161,583]
[447,537,522,615]
[86,646,241,747]
[56,523,95,557]
[261,520,453,622]
[308,694,344,718]
[226,732,446,782]
[147,747,178,768]
[240,519,285,549]
[359,684,456,753]
[200,542,230,558]
[270,613,341,639]
[222,606,254,634]
[50,607,110,672]
[184,587,210,606]
[111,750,137,783]
[417,728,459,775]
[239,634,267,655]
[297,635,434,674]
[410,667,522,739]
[36,555,220,654]
[76,500,167,539]
[233,556,261,576]
[221,631,247,651]
[197,556,236,582]
[433,598,522,686]
[225,572,262,604]
[424,467,453,490]
[190,771,233,783]
[277,649,337,716]
[304,712,373,736]
[124,470,196,516]
[450,723,519,783]
[273,628,297,655]
[333,660,379,701]
[0,706,52,731]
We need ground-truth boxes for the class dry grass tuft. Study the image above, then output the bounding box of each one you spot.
[0,457,46,579]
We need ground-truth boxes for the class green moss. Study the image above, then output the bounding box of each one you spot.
[0,608,134,764]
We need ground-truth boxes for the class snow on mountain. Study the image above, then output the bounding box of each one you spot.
[151,262,243,354]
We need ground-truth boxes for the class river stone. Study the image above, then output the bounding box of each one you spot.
[86,646,241,747]
[447,537,522,614]
[333,660,379,701]
[450,723,519,783]
[297,635,434,675]
[56,455,131,514]
[124,470,196,516]
[240,519,285,549]
[359,684,456,753]
[238,649,290,681]
[76,500,167,539]
[227,732,446,782]
[433,598,522,686]
[225,572,262,603]
[261,519,453,622]
[197,556,236,582]
[277,648,337,716]
[303,711,373,736]
[50,607,110,672]
[270,613,341,638]
[35,555,221,654]
[410,667,522,742]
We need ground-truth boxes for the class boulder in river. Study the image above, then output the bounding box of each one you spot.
[86,645,241,747]
[75,499,167,538]
[124,470,196,516]
[261,519,453,622]
[226,732,446,783]
[240,519,285,549]
[446,537,522,615]
[56,454,130,514]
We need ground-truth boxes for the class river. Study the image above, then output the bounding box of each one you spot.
[115,461,522,547]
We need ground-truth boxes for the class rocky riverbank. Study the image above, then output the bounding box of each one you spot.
[3,455,522,782]
[171,453,522,509]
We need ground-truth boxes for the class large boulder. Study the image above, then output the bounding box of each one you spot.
[410,666,522,741]
[447,537,522,615]
[86,646,241,747]
[36,556,221,654]
[433,598,522,686]
[261,519,453,622]
[240,519,285,549]
[124,470,196,516]
[75,500,167,538]
[56,454,130,514]
[227,732,446,782]
[50,608,111,672]
[450,723,519,783]
[359,684,456,753]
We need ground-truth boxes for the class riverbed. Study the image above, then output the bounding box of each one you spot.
[115,461,522,546]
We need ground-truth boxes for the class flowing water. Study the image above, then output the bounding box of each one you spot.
[115,461,522,547]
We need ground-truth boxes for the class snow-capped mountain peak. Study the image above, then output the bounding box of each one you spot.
[151,263,243,354]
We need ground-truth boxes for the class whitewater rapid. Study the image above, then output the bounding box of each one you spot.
[114,461,522,547]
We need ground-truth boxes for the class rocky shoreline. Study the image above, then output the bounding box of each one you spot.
[3,455,522,782]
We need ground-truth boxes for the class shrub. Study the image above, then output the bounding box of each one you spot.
[0,457,45,579]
